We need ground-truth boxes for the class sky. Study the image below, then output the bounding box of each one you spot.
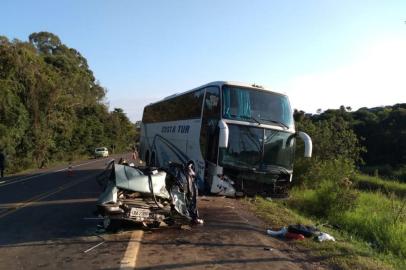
[1,0,405,121]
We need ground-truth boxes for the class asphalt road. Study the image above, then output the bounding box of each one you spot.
[0,155,136,270]
[0,157,329,270]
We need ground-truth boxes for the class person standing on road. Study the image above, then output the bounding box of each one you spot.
[131,146,138,161]
[0,149,5,178]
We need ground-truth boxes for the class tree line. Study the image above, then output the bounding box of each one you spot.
[294,104,406,182]
[0,32,136,173]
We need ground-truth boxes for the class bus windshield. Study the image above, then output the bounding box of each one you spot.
[219,124,296,171]
[222,85,294,129]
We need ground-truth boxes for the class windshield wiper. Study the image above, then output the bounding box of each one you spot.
[238,115,261,125]
[259,118,289,129]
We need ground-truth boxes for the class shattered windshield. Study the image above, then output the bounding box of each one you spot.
[219,124,295,171]
[222,85,294,129]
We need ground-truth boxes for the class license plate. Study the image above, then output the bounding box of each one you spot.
[130,207,150,220]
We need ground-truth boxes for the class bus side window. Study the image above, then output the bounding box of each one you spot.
[200,86,220,163]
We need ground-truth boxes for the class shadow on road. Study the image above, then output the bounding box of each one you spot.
[0,168,115,247]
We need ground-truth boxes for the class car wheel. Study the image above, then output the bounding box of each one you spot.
[103,216,121,232]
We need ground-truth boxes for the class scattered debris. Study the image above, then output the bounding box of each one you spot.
[316,232,336,242]
[191,218,204,225]
[287,224,320,238]
[266,227,287,237]
[285,232,305,240]
[84,241,105,253]
[210,174,236,197]
[267,224,335,243]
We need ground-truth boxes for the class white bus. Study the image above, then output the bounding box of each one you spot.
[139,81,312,196]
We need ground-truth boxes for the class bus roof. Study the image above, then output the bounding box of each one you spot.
[147,81,285,107]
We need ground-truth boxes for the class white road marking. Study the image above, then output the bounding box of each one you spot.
[120,230,144,270]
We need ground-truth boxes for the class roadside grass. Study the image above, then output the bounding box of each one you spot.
[4,153,101,177]
[353,174,406,198]
[289,188,406,258]
[250,197,405,270]
[360,165,406,183]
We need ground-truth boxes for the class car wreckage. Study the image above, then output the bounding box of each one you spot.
[96,160,202,230]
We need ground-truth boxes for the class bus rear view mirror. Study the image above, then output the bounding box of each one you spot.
[297,131,312,158]
[218,120,229,148]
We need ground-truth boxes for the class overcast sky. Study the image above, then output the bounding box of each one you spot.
[2,0,405,121]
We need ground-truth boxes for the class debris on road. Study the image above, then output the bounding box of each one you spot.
[287,224,320,237]
[83,241,105,253]
[316,232,336,242]
[285,232,305,240]
[266,227,288,237]
[267,224,335,243]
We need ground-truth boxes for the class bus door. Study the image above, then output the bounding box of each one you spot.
[200,86,221,186]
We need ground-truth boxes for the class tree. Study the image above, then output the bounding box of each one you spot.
[0,32,136,172]
[294,109,364,187]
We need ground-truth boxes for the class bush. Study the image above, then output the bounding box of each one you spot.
[294,157,356,188]
[316,180,358,220]
[289,178,359,220]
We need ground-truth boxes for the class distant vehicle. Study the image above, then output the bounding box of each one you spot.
[94,147,109,158]
[139,81,312,196]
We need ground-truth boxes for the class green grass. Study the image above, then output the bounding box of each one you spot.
[353,174,406,198]
[250,197,404,270]
[282,186,406,269]
[339,192,406,257]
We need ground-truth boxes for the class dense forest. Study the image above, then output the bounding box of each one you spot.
[0,32,136,173]
[294,104,406,182]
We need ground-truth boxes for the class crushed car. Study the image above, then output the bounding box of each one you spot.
[96,159,202,230]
